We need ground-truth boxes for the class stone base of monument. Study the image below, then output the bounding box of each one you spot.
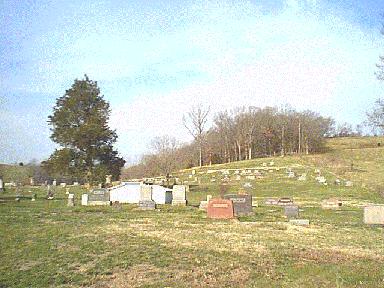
[172,200,187,206]
[88,200,111,206]
[81,194,88,206]
[289,219,310,226]
[364,205,384,225]
[139,200,156,210]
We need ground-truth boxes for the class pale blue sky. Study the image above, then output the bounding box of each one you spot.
[1,0,383,164]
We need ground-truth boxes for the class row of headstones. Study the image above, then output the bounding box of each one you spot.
[79,185,188,210]
[200,195,384,226]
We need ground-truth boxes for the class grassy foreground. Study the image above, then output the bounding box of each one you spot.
[1,137,384,287]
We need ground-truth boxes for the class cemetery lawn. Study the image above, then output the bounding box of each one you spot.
[1,137,384,287]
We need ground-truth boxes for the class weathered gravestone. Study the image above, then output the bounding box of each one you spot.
[81,194,88,206]
[67,193,75,207]
[223,194,252,216]
[284,205,299,218]
[364,205,384,225]
[172,185,187,206]
[289,219,310,226]
[277,197,294,206]
[199,195,212,211]
[88,188,110,206]
[321,198,342,209]
[207,199,234,219]
[265,198,279,205]
[0,177,4,192]
[139,185,156,210]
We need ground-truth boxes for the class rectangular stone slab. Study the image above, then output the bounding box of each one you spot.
[207,199,234,219]
[139,200,156,210]
[289,219,310,226]
[88,189,109,203]
[284,205,299,218]
[223,194,252,216]
[364,205,384,225]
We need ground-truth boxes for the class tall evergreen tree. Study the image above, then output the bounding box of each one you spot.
[43,75,125,184]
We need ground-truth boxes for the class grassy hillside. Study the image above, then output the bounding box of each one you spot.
[1,136,383,287]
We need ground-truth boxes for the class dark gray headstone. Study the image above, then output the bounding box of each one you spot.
[139,200,156,210]
[223,194,252,216]
[284,205,299,218]
[88,188,110,202]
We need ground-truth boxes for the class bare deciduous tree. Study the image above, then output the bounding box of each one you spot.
[183,104,210,167]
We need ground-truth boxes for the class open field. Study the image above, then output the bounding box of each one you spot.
[1,137,384,287]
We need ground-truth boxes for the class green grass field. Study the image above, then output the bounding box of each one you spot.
[1,137,384,287]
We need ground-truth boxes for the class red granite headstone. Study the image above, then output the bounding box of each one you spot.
[207,199,234,219]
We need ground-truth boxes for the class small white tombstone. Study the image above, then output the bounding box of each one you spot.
[235,175,241,181]
[298,174,307,181]
[345,181,353,187]
[73,182,79,186]
[60,183,67,187]
[191,169,196,175]
[81,194,88,206]
[52,179,57,186]
[65,188,70,195]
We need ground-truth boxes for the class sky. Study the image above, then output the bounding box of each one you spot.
[0,0,383,164]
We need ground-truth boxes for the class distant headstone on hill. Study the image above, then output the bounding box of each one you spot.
[277,197,293,206]
[321,198,342,209]
[67,193,75,207]
[284,205,299,218]
[364,205,384,225]
[289,219,310,226]
[265,198,279,205]
[223,194,252,216]
[207,199,234,219]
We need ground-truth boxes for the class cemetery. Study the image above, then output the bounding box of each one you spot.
[0,137,383,287]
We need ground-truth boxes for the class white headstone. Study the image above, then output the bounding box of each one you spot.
[81,194,88,206]
[172,185,187,206]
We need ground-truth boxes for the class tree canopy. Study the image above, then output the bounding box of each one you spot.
[43,75,125,184]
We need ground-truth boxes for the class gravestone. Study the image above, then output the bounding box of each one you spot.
[65,187,70,195]
[0,177,4,192]
[265,198,279,205]
[287,171,295,178]
[199,194,211,211]
[138,200,156,210]
[105,175,112,185]
[172,185,187,206]
[252,197,258,207]
[207,199,234,219]
[223,194,252,216]
[289,219,310,226]
[52,179,57,186]
[277,197,294,206]
[140,185,153,201]
[284,205,299,218]
[235,175,241,181]
[364,205,384,225]
[29,177,34,186]
[88,188,110,206]
[246,175,255,180]
[297,174,307,181]
[345,181,353,187]
[67,193,75,207]
[321,198,342,209]
[81,194,88,206]
[139,185,155,210]
[46,185,54,200]
[60,182,67,187]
